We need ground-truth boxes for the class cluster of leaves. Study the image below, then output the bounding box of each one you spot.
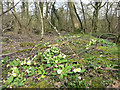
[97,39,116,46]
[1,46,86,88]
[86,39,97,49]
[86,38,116,49]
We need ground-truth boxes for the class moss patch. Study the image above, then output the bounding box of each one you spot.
[20,42,35,47]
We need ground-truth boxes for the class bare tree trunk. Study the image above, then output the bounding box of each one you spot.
[21,1,25,19]
[39,2,43,16]
[45,2,49,18]
[51,2,62,30]
[91,2,106,33]
[38,2,44,39]
[0,1,2,87]
[34,2,38,16]
[7,0,10,15]
[80,0,87,33]
[106,2,113,33]
[11,0,16,13]
[51,2,55,27]
[73,3,84,33]
[26,0,29,17]
[68,2,80,32]
[115,1,120,44]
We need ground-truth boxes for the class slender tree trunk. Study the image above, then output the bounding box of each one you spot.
[91,2,106,33]
[68,2,80,32]
[11,0,16,13]
[39,2,43,16]
[51,2,55,27]
[116,1,120,44]
[34,2,38,16]
[7,1,10,15]
[73,3,84,33]
[45,2,49,18]
[26,0,29,17]
[0,1,2,87]
[0,1,2,34]
[21,1,25,19]
[106,3,113,33]
[80,0,87,32]
[51,2,62,30]
[38,2,44,39]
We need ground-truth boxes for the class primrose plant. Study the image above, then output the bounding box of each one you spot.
[86,39,97,49]
[2,46,86,88]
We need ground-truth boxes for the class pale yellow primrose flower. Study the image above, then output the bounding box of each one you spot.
[25,70,30,73]
[73,68,81,73]
[12,67,17,70]
[57,69,62,74]
[78,76,82,80]
[21,63,23,65]
[55,65,58,67]
[1,60,4,62]
[16,58,19,61]
[27,60,31,65]
[100,55,103,57]
[55,60,58,63]
[12,73,17,77]
[24,60,26,64]
[77,68,81,72]
[7,64,10,67]
[73,69,78,73]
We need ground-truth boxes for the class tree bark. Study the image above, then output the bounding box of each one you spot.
[21,1,25,19]
[105,2,113,33]
[7,0,10,15]
[26,0,29,17]
[38,2,44,39]
[11,0,16,13]
[116,1,120,44]
[45,2,49,18]
[73,3,83,33]
[68,2,80,31]
[91,2,106,33]
[80,0,87,32]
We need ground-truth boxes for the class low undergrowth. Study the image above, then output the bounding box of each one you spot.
[1,33,120,88]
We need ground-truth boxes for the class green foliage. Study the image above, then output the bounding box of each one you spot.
[2,46,86,88]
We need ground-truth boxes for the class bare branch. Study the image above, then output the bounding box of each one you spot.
[0,0,21,17]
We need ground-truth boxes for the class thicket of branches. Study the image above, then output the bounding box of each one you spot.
[1,0,119,40]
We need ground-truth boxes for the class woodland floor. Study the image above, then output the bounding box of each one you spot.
[1,31,120,88]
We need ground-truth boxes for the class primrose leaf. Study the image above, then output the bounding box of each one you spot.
[80,69,86,73]
[9,62,14,66]
[59,74,63,79]
[7,75,14,84]
[51,73,57,75]
[68,72,73,74]
[59,59,67,63]
[13,60,19,66]
[45,64,51,67]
